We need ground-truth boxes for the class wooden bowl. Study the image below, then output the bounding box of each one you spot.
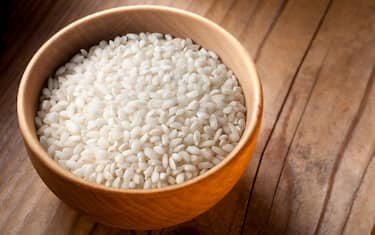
[17,6,262,230]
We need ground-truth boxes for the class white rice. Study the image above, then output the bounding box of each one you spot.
[35,32,246,189]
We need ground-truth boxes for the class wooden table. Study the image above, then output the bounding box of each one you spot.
[1,0,374,234]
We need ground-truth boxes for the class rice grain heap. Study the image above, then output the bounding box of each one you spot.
[35,33,246,189]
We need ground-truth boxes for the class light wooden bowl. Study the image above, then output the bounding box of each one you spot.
[17,6,262,230]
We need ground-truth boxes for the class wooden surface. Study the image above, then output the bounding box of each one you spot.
[0,0,374,234]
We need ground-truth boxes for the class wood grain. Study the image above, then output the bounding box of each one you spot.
[1,0,374,234]
[251,0,375,234]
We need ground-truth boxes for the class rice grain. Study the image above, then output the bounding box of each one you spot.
[36,32,246,189]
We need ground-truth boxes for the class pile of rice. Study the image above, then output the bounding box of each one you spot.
[35,32,246,189]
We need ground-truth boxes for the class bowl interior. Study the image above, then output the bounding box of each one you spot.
[18,6,262,192]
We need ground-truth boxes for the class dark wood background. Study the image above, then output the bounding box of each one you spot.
[0,0,374,234]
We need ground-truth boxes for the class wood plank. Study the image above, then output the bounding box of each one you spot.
[169,0,192,9]
[242,3,332,226]
[242,0,334,233]
[203,0,236,24]
[152,0,173,6]
[0,164,38,228]
[239,0,332,233]
[343,157,375,235]
[315,70,374,234]
[187,0,215,16]
[0,176,48,234]
[238,0,288,58]
[217,0,259,38]
[41,202,79,235]
[242,0,375,233]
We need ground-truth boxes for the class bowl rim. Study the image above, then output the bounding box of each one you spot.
[17,5,263,195]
